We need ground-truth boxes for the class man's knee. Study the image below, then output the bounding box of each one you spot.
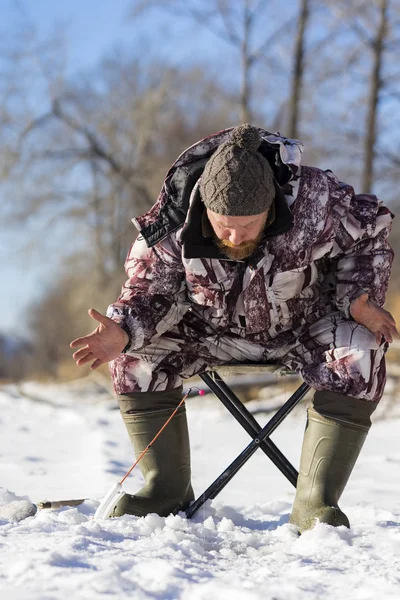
[325,344,386,401]
[312,390,378,428]
[302,338,387,402]
[118,387,184,414]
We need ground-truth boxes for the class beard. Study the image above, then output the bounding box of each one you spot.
[216,238,259,260]
[214,229,265,260]
[212,217,267,260]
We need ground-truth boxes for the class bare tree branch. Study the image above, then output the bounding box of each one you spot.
[52,97,130,178]
[250,15,297,62]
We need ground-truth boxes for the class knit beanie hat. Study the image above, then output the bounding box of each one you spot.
[199,124,275,216]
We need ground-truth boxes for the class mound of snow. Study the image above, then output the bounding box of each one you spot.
[0,487,37,522]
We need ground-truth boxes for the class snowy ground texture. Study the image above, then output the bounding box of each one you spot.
[1,376,400,600]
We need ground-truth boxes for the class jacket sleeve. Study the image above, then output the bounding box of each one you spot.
[330,192,394,318]
[106,233,189,353]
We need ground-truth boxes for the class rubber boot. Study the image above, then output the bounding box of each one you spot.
[289,390,377,533]
[111,388,194,518]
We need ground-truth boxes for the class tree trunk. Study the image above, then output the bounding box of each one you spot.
[288,0,310,139]
[362,0,388,193]
[240,0,252,123]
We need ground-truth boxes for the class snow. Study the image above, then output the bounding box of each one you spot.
[1,378,400,599]
[0,488,36,521]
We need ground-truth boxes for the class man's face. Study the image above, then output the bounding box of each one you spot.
[207,209,268,260]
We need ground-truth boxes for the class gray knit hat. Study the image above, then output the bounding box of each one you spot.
[199,124,275,216]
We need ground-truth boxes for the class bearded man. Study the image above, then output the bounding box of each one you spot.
[71,124,397,532]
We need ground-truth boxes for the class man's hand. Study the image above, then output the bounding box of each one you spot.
[70,309,130,370]
[350,293,399,344]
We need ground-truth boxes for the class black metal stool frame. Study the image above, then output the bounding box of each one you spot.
[185,367,310,519]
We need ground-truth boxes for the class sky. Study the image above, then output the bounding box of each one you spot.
[6,0,136,68]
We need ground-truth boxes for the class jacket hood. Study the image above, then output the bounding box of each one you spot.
[133,127,304,249]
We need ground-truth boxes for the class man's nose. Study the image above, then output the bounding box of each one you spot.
[227,230,244,245]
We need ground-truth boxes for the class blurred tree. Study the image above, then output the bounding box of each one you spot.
[363,0,388,193]
[287,0,310,138]
[0,333,33,382]
[130,0,299,123]
[2,50,237,285]
[0,31,239,375]
[321,0,400,195]
[1,6,399,379]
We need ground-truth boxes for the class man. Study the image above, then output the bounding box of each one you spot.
[71,124,398,532]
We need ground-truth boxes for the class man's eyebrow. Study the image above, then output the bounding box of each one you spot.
[215,218,260,227]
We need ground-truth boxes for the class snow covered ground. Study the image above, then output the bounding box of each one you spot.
[1,376,400,599]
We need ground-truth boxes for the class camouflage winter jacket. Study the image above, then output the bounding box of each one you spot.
[107,127,394,352]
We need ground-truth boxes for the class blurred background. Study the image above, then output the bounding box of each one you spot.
[0,0,399,384]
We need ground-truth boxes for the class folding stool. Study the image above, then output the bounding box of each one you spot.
[185,364,310,518]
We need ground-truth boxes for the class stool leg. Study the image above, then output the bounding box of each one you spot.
[186,380,309,519]
[200,372,300,487]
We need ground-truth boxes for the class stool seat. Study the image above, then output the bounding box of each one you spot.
[206,363,296,377]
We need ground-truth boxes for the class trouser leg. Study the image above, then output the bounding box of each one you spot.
[269,313,387,402]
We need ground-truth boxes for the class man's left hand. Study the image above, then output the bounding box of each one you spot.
[350,293,399,344]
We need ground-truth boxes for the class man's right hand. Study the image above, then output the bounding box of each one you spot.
[70,308,130,370]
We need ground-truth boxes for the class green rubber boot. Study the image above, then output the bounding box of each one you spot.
[112,389,194,518]
[289,391,377,533]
